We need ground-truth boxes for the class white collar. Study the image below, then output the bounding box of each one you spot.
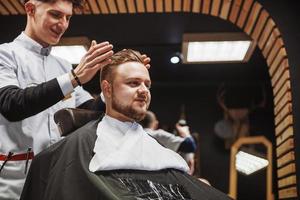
[89,115,189,173]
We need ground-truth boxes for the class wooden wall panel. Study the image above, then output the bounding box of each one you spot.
[165,0,172,12]
[192,0,201,13]
[156,0,163,12]
[183,0,191,12]
[106,0,118,13]
[271,58,289,87]
[1,0,18,15]
[278,175,297,188]
[263,28,280,58]
[174,0,182,12]
[219,0,232,20]
[126,0,136,13]
[236,0,254,28]
[273,71,290,96]
[116,0,127,13]
[251,9,268,40]
[276,126,293,146]
[136,0,145,13]
[277,151,295,168]
[10,0,25,14]
[229,0,243,24]
[278,163,296,178]
[0,3,9,15]
[244,2,262,35]
[202,0,211,14]
[278,186,298,199]
[267,38,284,66]
[275,103,292,126]
[275,115,293,137]
[274,81,291,107]
[87,0,100,14]
[145,0,154,12]
[210,0,221,16]
[274,92,291,116]
[97,0,109,14]
[269,48,287,77]
[257,18,275,49]
[276,138,294,157]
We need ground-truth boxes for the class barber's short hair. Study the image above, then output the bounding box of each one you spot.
[21,0,84,9]
[100,49,144,84]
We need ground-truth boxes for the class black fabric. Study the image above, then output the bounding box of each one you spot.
[78,96,105,111]
[20,117,232,200]
[0,79,64,121]
[178,137,197,153]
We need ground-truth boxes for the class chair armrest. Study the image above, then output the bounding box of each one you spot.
[54,108,101,136]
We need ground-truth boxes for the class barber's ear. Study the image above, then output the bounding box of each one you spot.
[24,1,35,16]
[101,80,112,98]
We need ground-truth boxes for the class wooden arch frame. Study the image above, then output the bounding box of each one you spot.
[0,0,297,199]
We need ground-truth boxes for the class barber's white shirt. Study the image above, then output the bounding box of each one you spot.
[89,115,189,173]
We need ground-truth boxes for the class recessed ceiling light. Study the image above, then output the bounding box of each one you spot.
[170,55,180,64]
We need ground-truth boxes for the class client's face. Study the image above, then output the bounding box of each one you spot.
[111,61,151,121]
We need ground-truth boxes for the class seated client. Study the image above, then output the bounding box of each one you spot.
[20,49,231,200]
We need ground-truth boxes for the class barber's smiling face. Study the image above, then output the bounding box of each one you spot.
[111,61,151,121]
[28,0,73,46]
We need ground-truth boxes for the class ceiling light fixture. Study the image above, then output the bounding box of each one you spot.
[51,37,90,65]
[182,33,256,64]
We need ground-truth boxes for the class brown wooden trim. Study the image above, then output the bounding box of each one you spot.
[271,58,289,87]
[274,81,291,106]
[174,0,182,12]
[275,114,293,137]
[87,0,101,14]
[269,48,287,77]
[202,0,211,14]
[275,103,292,126]
[116,0,127,13]
[276,138,294,157]
[0,3,9,15]
[107,0,118,13]
[257,18,275,49]
[10,0,25,15]
[263,28,280,58]
[210,0,221,16]
[273,71,290,97]
[126,0,136,13]
[229,0,243,24]
[165,0,172,12]
[220,0,232,20]
[278,163,296,178]
[97,0,109,14]
[244,2,262,35]
[183,0,191,12]
[277,151,295,168]
[145,0,154,12]
[136,0,146,13]
[278,186,298,199]
[274,92,291,116]
[236,0,254,28]
[267,37,284,66]
[276,126,294,146]
[2,0,18,15]
[251,9,268,40]
[278,175,297,188]
[156,0,163,12]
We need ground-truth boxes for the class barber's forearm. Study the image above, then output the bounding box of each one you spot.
[0,79,64,121]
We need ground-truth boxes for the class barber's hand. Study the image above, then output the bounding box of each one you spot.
[141,54,151,69]
[175,123,191,138]
[74,40,113,85]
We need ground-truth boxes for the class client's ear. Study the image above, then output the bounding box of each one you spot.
[24,1,35,16]
[101,80,112,99]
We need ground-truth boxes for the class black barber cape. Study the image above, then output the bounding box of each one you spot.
[20,119,231,200]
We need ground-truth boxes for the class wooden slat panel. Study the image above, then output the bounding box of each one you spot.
[87,0,100,14]
[271,58,289,87]
[251,9,268,41]
[219,0,232,20]
[156,0,163,12]
[106,0,118,13]
[257,18,275,49]
[267,37,284,66]
[278,175,297,188]
[210,0,221,16]
[278,163,296,178]
[0,3,10,15]
[274,92,291,116]
[273,71,290,96]
[277,151,295,168]
[174,0,182,12]
[192,0,201,13]
[275,114,293,137]
[165,0,172,12]
[116,0,127,13]
[276,126,294,147]
[145,0,154,12]
[202,0,211,14]
[274,81,291,106]
[10,0,25,14]
[183,0,191,12]
[1,0,18,14]
[229,0,242,24]
[236,0,253,28]
[262,28,280,58]
[82,1,92,14]
[136,0,145,12]
[269,48,287,77]
[244,2,262,35]
[278,186,298,199]
[275,103,292,126]
[277,138,294,157]
[97,0,109,14]
[126,0,136,13]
